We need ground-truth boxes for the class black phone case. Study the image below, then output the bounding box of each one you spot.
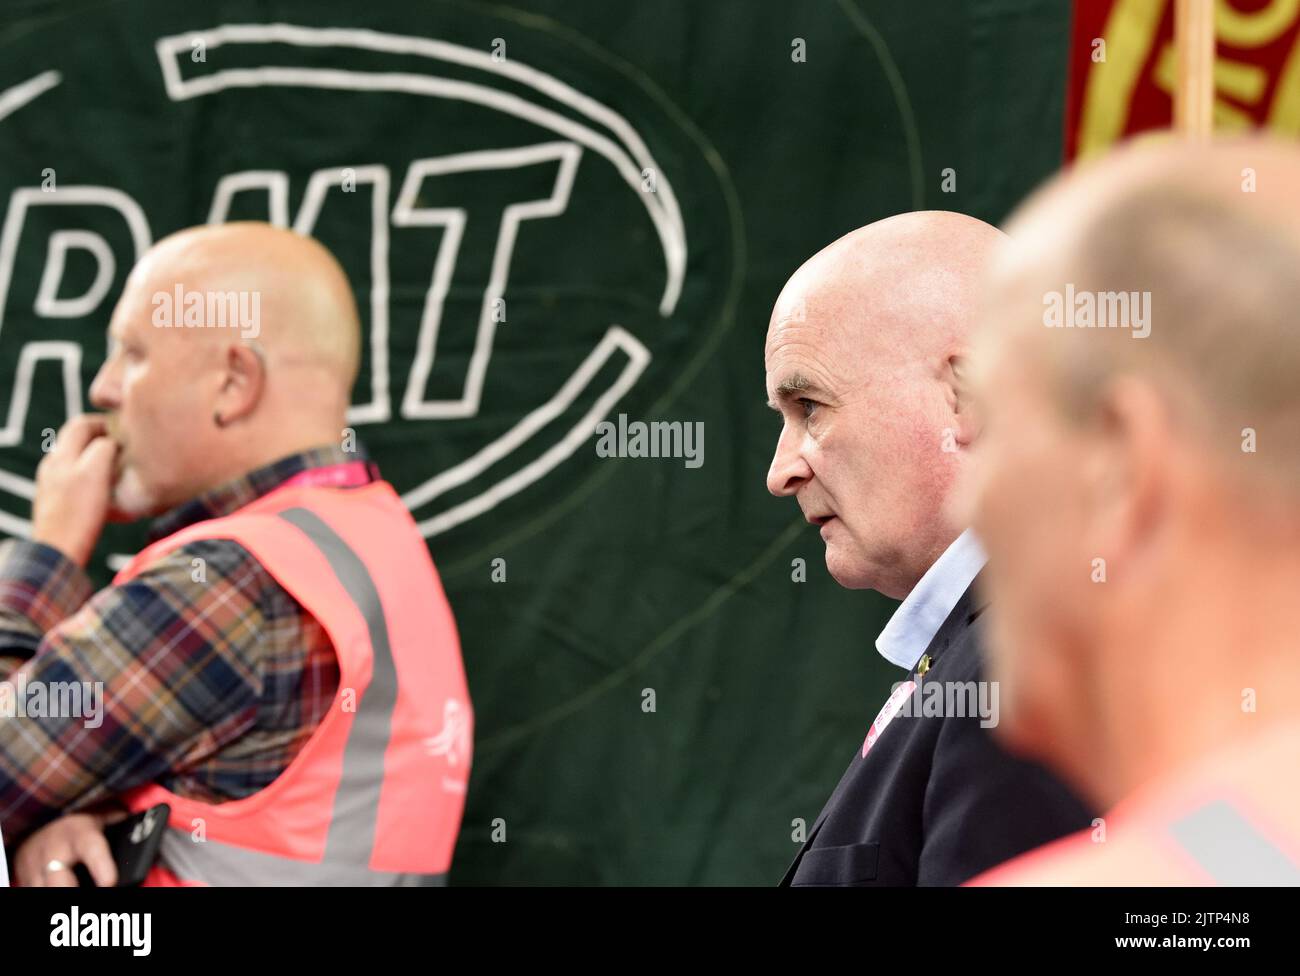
[72,803,171,887]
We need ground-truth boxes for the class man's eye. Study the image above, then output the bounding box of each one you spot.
[798,398,818,418]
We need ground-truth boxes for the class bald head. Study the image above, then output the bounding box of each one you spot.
[771,210,1006,371]
[765,211,1005,597]
[128,222,361,385]
[983,136,1300,490]
[90,222,362,518]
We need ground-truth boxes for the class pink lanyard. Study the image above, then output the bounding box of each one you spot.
[280,460,374,490]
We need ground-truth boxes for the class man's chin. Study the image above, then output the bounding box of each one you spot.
[108,476,162,523]
[823,548,874,591]
[824,545,914,598]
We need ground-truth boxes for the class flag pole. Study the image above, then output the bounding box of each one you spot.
[1174,0,1216,139]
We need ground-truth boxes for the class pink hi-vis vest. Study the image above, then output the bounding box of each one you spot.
[968,722,1300,886]
[114,475,472,886]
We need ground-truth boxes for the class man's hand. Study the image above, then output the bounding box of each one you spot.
[31,415,118,566]
[13,808,127,887]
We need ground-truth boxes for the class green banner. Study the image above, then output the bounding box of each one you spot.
[0,0,1070,882]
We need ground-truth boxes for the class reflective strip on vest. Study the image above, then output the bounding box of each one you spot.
[1167,799,1300,886]
[158,507,445,886]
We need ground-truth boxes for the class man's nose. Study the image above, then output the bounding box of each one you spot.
[766,425,813,497]
[88,361,119,411]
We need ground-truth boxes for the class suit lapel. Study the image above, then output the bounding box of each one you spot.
[780,573,989,885]
[918,570,986,672]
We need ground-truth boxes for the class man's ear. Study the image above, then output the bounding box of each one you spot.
[1086,376,1170,576]
[214,342,266,427]
[947,353,981,446]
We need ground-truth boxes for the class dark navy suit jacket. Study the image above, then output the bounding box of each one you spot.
[781,579,1093,886]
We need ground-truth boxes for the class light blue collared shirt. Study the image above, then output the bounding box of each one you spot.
[875,528,987,671]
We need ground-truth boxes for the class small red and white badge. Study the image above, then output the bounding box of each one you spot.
[863,680,916,758]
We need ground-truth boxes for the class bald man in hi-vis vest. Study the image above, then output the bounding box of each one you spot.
[1,224,471,886]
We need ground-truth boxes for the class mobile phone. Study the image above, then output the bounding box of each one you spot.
[72,803,170,887]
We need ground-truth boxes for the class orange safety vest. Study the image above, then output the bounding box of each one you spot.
[968,721,1300,886]
[114,474,472,886]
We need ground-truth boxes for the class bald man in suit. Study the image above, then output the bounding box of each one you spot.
[764,212,1092,885]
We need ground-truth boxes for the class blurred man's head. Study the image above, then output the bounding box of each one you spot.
[765,211,1004,598]
[89,222,360,518]
[964,137,1300,804]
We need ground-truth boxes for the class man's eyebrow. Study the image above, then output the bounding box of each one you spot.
[766,373,820,409]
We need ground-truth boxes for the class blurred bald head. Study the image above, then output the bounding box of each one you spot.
[966,137,1300,806]
[985,137,1300,489]
[91,222,361,517]
[765,211,1005,597]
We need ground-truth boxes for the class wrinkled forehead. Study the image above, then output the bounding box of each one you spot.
[763,301,860,399]
[764,262,885,366]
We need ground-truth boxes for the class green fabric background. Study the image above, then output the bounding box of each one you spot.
[0,0,1071,883]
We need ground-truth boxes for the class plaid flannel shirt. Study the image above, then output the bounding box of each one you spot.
[0,445,369,841]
